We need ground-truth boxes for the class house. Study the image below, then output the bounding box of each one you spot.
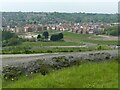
[51,26,56,30]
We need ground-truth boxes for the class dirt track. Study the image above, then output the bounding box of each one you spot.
[1,50,118,67]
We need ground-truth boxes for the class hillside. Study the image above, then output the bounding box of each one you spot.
[2,12,117,27]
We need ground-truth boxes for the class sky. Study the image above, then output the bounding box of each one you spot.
[0,0,119,14]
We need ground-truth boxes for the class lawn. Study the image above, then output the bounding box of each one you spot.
[2,61,118,88]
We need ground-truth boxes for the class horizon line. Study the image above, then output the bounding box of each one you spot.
[1,11,118,14]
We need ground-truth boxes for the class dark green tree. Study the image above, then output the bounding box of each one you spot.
[58,33,64,40]
[42,31,49,39]
[50,33,64,41]
[2,31,22,47]
[50,34,58,41]
[104,26,118,36]
[2,31,16,40]
[37,34,41,39]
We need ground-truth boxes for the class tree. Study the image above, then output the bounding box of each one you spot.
[50,33,64,41]
[37,34,42,41]
[2,31,17,40]
[42,31,49,39]
[2,38,22,47]
[104,26,118,36]
[50,35,57,41]
[2,31,22,47]
[37,34,41,39]
[58,33,63,40]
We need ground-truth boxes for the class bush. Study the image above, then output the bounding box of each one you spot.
[2,31,23,47]
[50,33,64,41]
[2,38,22,47]
[8,38,22,46]
[47,50,52,53]
[104,26,118,36]
[97,46,102,50]
[2,31,17,40]
[2,60,52,80]
[2,55,116,81]
[3,65,22,81]
[114,56,120,63]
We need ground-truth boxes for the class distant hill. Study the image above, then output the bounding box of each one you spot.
[2,12,117,27]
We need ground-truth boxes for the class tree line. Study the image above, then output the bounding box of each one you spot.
[2,31,23,47]
[37,31,64,41]
[2,12,117,27]
[2,30,64,47]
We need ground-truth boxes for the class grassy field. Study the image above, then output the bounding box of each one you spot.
[2,31,118,54]
[2,60,118,88]
[2,45,113,54]
[63,32,118,45]
[19,31,118,47]
[21,41,82,46]
[16,31,119,47]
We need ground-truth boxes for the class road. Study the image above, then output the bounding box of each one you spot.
[45,45,87,48]
[1,50,118,67]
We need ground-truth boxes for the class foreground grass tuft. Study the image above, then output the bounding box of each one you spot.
[3,61,118,88]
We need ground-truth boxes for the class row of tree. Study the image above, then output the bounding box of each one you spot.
[2,12,117,27]
[50,33,63,41]
[2,31,64,47]
[104,26,119,36]
[37,31,64,41]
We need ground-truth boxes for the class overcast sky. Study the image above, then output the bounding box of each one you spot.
[0,0,119,14]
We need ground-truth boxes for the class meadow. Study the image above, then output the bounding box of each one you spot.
[22,31,118,46]
[2,31,117,54]
[2,44,113,54]
[63,32,118,45]
[2,59,118,88]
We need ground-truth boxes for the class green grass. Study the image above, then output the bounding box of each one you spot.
[2,61,118,88]
[2,31,118,54]
[26,31,118,46]
[2,45,113,54]
[64,32,118,45]
[0,80,1,90]
[23,31,118,46]
[21,41,82,46]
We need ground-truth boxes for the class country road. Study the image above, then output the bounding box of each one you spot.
[1,50,118,67]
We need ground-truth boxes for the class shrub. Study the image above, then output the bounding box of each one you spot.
[50,33,64,41]
[114,56,120,63]
[47,50,52,53]
[97,46,102,50]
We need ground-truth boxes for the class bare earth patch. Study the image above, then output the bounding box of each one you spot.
[90,35,118,41]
